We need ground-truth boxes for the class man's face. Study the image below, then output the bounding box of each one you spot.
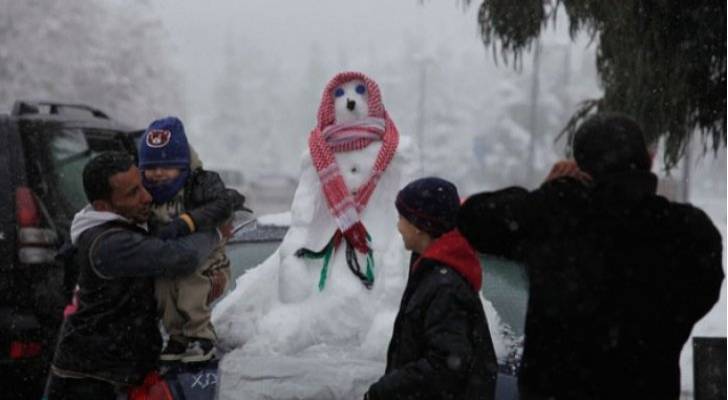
[106,166,152,224]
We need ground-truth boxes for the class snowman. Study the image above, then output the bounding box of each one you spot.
[278,71,406,304]
[212,72,418,399]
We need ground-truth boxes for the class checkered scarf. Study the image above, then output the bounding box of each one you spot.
[308,72,399,249]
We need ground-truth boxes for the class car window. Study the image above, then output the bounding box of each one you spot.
[48,129,91,212]
[480,254,528,372]
[48,129,127,214]
[481,254,529,337]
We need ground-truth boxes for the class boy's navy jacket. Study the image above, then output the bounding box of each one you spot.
[368,230,498,400]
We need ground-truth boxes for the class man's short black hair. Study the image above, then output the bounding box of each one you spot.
[83,151,135,203]
[573,113,651,179]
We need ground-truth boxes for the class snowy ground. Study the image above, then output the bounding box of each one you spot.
[679,195,726,398]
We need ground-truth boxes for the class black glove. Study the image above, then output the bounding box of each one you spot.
[224,188,249,212]
[187,197,235,231]
[186,169,250,230]
[154,217,193,240]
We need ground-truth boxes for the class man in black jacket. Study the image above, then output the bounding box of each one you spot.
[45,152,235,399]
[366,177,498,400]
[459,113,724,399]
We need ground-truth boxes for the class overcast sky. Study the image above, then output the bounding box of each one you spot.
[151,0,504,103]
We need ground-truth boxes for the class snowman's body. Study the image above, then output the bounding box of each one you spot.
[213,73,511,400]
[279,140,385,303]
[263,137,412,352]
[212,74,416,399]
[275,78,408,306]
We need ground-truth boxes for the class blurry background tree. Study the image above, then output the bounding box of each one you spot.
[468,0,726,169]
[0,0,183,125]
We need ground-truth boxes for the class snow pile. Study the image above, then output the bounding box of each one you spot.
[257,211,292,227]
[213,135,512,399]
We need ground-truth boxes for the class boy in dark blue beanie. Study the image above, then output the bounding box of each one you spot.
[365,177,497,400]
[139,116,248,363]
[394,177,460,238]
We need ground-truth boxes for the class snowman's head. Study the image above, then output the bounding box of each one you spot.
[316,71,385,130]
[333,80,369,124]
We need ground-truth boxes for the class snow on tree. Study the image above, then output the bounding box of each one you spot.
[470,0,726,169]
[0,0,182,124]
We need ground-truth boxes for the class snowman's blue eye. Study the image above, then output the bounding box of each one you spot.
[355,84,366,95]
[334,88,345,97]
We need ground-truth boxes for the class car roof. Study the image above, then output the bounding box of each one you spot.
[14,114,140,133]
[9,100,141,134]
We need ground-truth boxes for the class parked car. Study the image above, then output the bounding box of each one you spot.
[224,215,529,399]
[0,101,143,399]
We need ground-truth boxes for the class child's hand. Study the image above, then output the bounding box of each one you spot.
[217,222,234,240]
[189,199,234,231]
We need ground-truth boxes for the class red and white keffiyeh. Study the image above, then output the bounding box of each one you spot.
[308,71,399,254]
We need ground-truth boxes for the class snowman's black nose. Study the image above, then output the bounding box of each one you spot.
[346,99,356,111]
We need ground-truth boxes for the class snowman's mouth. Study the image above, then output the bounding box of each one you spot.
[346,99,356,111]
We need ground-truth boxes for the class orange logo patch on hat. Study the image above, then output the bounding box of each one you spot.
[146,129,171,148]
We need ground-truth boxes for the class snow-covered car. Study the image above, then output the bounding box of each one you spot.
[224,212,529,398]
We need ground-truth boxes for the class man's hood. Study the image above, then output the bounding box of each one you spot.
[70,205,143,245]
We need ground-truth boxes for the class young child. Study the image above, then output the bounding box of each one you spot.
[139,116,246,363]
[365,177,497,400]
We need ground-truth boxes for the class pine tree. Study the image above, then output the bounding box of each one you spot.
[468,0,726,168]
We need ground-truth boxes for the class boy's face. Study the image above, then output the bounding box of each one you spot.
[397,214,420,251]
[143,166,182,183]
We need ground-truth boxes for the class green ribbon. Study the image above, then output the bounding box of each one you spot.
[295,236,337,291]
[295,232,375,291]
[363,231,374,287]
[365,249,375,285]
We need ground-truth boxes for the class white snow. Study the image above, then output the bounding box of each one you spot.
[212,130,412,399]
[257,212,292,227]
[212,130,414,398]
[213,131,514,399]
[333,80,369,124]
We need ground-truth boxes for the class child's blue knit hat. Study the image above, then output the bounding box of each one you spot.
[139,116,190,169]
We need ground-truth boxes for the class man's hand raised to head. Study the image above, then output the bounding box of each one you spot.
[545,160,592,183]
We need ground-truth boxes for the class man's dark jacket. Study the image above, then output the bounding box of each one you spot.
[52,220,219,386]
[367,230,498,400]
[458,171,724,399]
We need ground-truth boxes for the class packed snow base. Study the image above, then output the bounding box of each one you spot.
[213,72,513,399]
[212,137,511,399]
